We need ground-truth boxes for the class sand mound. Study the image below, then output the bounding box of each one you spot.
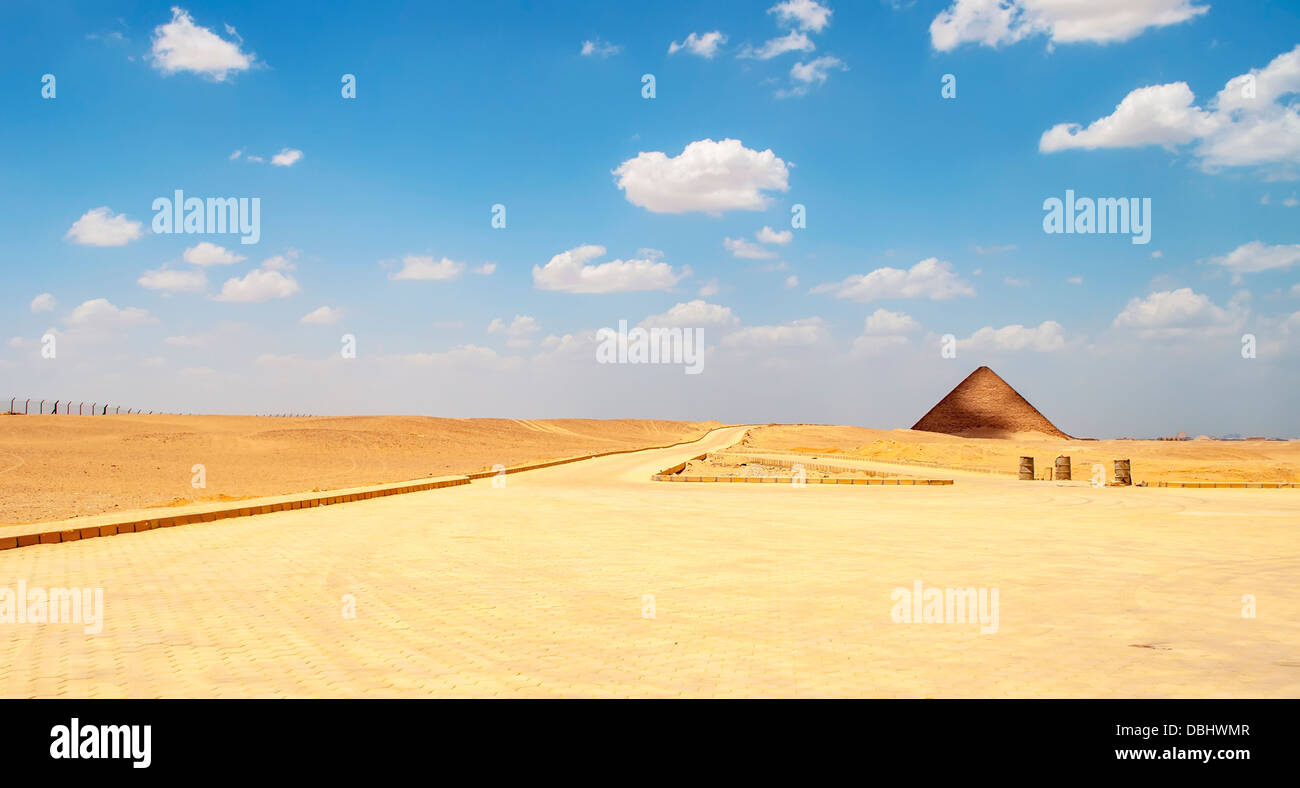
[912,366,1070,439]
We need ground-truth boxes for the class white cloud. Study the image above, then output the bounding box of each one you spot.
[757,226,793,245]
[698,278,720,297]
[769,0,833,33]
[532,245,687,294]
[722,317,827,348]
[65,298,154,328]
[812,257,975,301]
[384,344,512,369]
[1040,46,1300,175]
[1067,275,1083,285]
[300,306,342,325]
[784,275,799,288]
[183,241,246,266]
[581,38,621,57]
[852,310,921,356]
[29,293,56,313]
[778,56,848,97]
[613,138,790,214]
[138,267,208,294]
[1286,195,1300,208]
[488,315,541,347]
[930,0,1208,52]
[260,252,298,271]
[957,321,1066,352]
[215,268,300,302]
[1040,82,1215,152]
[863,308,922,335]
[1113,288,1244,338]
[229,148,243,160]
[270,147,303,167]
[65,207,143,246]
[640,300,739,329]
[1003,276,1029,288]
[739,30,815,60]
[150,7,255,81]
[724,236,778,259]
[1208,241,1300,275]
[389,255,465,281]
[669,31,727,58]
[471,263,497,275]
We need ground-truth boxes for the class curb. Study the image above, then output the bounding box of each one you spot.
[650,451,953,485]
[0,425,739,553]
[651,475,954,485]
[1154,481,1299,488]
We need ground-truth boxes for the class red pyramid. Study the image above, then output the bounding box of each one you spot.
[912,366,1070,439]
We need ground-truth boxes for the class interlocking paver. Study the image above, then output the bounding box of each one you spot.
[1,426,1298,697]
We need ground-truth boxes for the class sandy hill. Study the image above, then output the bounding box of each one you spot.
[912,366,1070,439]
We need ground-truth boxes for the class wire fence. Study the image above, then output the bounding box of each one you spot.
[4,398,320,417]
[4,398,162,415]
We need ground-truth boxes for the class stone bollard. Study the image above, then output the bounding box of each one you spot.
[1113,458,1132,486]
[1019,456,1035,480]
[1055,455,1071,481]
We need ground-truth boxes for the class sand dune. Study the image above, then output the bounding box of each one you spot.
[0,414,718,524]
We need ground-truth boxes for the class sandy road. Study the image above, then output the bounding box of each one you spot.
[0,424,1297,698]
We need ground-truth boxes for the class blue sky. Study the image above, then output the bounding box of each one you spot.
[3,1,1299,436]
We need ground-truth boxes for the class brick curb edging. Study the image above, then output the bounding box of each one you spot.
[652,475,954,485]
[0,477,469,552]
[650,451,954,485]
[1154,481,1299,488]
[0,424,739,553]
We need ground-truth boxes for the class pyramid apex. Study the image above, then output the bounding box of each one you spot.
[912,366,1070,439]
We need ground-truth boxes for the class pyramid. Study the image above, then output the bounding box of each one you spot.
[912,366,1071,439]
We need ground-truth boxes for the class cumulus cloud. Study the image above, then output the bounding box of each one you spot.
[532,245,688,293]
[471,263,497,275]
[669,31,727,58]
[183,241,246,266]
[640,300,739,329]
[150,7,255,81]
[739,30,815,60]
[724,237,778,259]
[65,207,143,246]
[931,0,1208,52]
[769,0,833,32]
[778,56,848,97]
[138,267,208,294]
[863,308,922,335]
[1040,46,1300,175]
[30,293,56,313]
[581,38,621,57]
[957,321,1066,352]
[488,315,541,347]
[722,317,827,348]
[613,138,790,214]
[852,308,922,356]
[65,298,154,328]
[389,255,465,281]
[271,147,303,167]
[1112,288,1245,338]
[757,226,793,245]
[215,268,300,302]
[1208,241,1300,275]
[300,306,342,325]
[812,258,975,302]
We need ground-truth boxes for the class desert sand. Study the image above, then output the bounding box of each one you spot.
[739,424,1300,483]
[0,415,717,524]
[1,425,1296,698]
